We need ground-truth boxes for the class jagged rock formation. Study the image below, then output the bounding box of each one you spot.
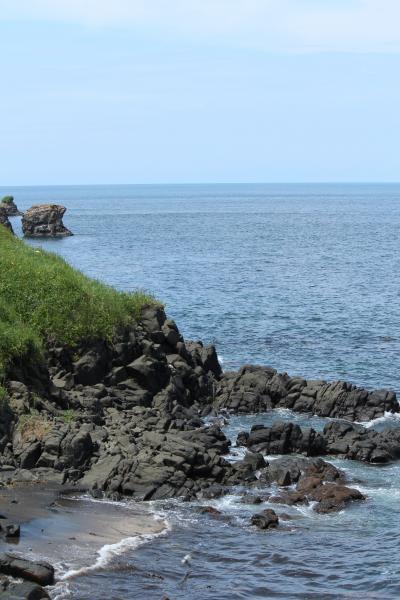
[0,305,395,514]
[0,196,22,217]
[237,420,400,464]
[213,365,398,421]
[1,306,232,500]
[237,421,326,457]
[22,205,73,238]
[0,207,13,234]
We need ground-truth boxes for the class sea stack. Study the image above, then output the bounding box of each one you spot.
[22,204,73,238]
[0,195,22,216]
[0,206,14,234]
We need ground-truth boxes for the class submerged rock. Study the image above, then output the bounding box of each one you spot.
[22,205,73,238]
[261,456,364,513]
[0,208,13,234]
[0,196,22,217]
[251,508,279,529]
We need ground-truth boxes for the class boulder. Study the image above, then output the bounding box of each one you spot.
[0,581,50,599]
[0,554,54,586]
[238,421,326,457]
[2,524,20,538]
[251,509,279,529]
[22,205,72,238]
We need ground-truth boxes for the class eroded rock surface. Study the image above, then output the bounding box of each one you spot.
[0,197,22,217]
[0,305,391,513]
[22,205,72,238]
[237,420,400,464]
[214,365,398,421]
[261,456,364,513]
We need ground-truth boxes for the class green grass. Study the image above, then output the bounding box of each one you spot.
[0,196,14,205]
[0,227,158,376]
[62,408,76,423]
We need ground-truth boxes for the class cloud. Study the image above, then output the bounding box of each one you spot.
[1,0,400,53]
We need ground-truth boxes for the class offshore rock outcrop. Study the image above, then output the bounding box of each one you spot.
[0,207,13,234]
[0,196,22,217]
[22,205,73,238]
[237,420,400,464]
[213,365,398,422]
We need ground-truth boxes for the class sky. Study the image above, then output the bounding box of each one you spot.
[1,0,400,185]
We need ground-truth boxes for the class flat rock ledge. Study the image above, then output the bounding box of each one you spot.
[22,205,73,238]
[0,208,13,234]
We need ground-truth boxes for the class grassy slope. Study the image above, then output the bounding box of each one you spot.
[0,226,157,376]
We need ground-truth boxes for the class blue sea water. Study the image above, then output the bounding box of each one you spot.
[3,183,400,599]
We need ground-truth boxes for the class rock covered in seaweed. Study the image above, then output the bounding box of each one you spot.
[0,196,22,216]
[0,207,13,234]
[22,204,73,238]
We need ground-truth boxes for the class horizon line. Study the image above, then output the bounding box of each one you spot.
[1,181,400,189]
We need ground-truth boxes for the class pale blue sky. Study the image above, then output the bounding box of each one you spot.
[1,0,399,184]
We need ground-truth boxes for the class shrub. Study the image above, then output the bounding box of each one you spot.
[0,196,14,205]
[62,408,76,423]
[18,411,52,442]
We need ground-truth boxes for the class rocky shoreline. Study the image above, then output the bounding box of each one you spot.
[0,304,399,595]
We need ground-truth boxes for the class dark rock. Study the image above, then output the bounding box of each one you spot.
[239,421,326,457]
[251,509,279,529]
[72,344,110,386]
[22,205,73,238]
[199,506,222,515]
[0,581,50,599]
[240,494,263,504]
[214,365,399,421]
[0,554,54,586]
[311,484,365,513]
[3,524,20,538]
[20,443,42,470]
[61,431,93,468]
[0,208,13,234]
[323,421,400,463]
[0,196,22,217]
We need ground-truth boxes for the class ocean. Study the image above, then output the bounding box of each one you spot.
[3,183,400,599]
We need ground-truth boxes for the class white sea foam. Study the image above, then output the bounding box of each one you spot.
[58,523,169,581]
[356,411,400,429]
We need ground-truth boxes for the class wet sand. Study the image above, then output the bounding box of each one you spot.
[0,483,167,597]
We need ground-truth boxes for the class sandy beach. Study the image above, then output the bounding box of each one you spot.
[0,482,167,597]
